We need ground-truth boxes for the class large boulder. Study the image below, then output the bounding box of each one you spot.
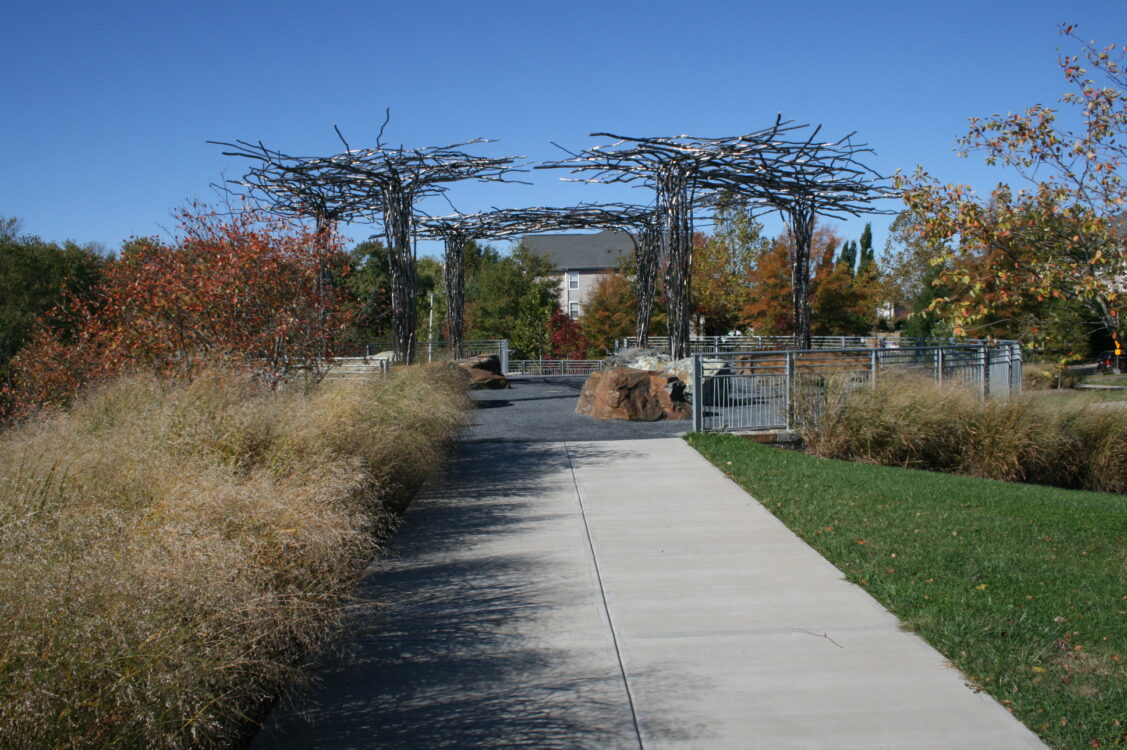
[457,353,503,374]
[452,353,509,390]
[604,347,672,372]
[604,352,733,406]
[604,349,693,386]
[576,367,691,421]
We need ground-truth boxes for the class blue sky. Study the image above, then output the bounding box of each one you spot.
[2,0,1124,258]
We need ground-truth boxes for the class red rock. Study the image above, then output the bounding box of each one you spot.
[576,367,690,421]
[455,353,502,374]
[464,366,509,390]
[450,354,508,389]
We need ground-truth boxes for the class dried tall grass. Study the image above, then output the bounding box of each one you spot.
[801,374,1127,493]
[0,366,468,748]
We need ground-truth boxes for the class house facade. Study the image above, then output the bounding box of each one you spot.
[521,229,633,318]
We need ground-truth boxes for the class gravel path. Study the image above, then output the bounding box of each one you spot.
[462,375,690,442]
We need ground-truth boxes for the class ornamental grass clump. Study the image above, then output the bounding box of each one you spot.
[802,374,1127,492]
[0,365,467,749]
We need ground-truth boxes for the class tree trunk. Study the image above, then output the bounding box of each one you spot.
[444,234,466,360]
[659,171,694,360]
[383,187,416,365]
[633,221,661,348]
[787,204,815,350]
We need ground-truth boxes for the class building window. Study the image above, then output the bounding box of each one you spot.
[568,271,579,290]
[569,301,580,319]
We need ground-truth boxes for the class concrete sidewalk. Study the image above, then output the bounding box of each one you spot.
[252,439,1046,749]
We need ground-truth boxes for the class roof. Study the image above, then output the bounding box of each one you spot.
[521,229,633,271]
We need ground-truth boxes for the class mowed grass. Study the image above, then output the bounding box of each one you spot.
[0,366,469,749]
[1082,374,1127,389]
[687,433,1127,750]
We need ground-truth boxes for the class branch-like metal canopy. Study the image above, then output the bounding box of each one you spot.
[415,202,663,355]
[214,114,893,364]
[467,204,665,345]
[214,122,525,363]
[539,118,893,354]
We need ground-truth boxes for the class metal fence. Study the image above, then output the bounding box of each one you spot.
[690,342,1023,433]
[617,334,976,354]
[350,340,609,377]
[506,359,605,376]
[355,339,510,372]
[323,356,392,380]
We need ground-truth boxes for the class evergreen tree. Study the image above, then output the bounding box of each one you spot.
[0,221,105,378]
[339,239,393,346]
[838,240,857,276]
[857,223,875,274]
[464,245,557,358]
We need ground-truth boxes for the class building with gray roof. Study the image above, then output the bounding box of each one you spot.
[522,230,633,318]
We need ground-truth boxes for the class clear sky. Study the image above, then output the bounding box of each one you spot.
[2,0,1124,258]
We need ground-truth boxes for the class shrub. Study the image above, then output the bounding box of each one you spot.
[1022,361,1083,390]
[3,206,350,418]
[0,366,468,748]
[802,374,1127,492]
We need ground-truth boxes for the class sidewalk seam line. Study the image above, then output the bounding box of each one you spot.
[564,441,645,750]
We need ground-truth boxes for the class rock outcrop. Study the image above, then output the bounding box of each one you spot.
[601,348,733,405]
[576,367,691,421]
[452,353,509,390]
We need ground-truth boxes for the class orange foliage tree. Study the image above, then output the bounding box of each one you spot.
[5,206,350,414]
[740,240,793,335]
[690,206,770,335]
[580,274,638,357]
[741,222,843,335]
[897,26,1126,349]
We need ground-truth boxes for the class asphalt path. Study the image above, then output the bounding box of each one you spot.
[249,374,1046,749]
[253,438,1046,749]
[463,375,690,442]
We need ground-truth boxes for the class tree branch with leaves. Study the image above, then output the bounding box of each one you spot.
[898,25,1126,350]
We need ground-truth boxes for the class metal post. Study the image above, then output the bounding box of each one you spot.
[1010,343,1021,397]
[692,354,703,432]
[500,339,510,375]
[870,349,878,390]
[1009,345,1018,396]
[937,347,944,385]
[979,345,988,400]
[784,351,794,430]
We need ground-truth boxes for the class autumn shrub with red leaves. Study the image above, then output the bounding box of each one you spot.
[547,307,589,360]
[3,206,351,417]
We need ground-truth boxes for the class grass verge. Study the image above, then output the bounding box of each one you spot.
[686,432,1127,750]
[802,375,1127,493]
[0,366,469,748]
[1083,374,1127,388]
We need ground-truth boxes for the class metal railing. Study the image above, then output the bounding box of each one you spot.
[617,334,974,355]
[690,342,1022,433]
[355,339,510,372]
[506,359,605,376]
[350,340,606,378]
[323,356,392,380]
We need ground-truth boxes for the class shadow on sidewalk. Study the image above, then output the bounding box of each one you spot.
[252,441,641,750]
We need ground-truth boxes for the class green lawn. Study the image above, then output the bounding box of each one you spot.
[1083,374,1127,388]
[1028,387,1127,406]
[686,433,1127,750]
